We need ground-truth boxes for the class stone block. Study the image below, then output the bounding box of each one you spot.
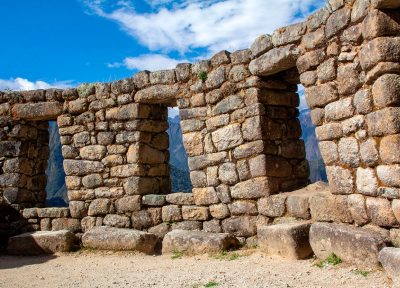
[103,214,131,228]
[193,187,219,206]
[326,166,354,195]
[162,230,239,255]
[63,160,104,176]
[182,206,209,221]
[360,37,400,71]
[366,197,398,227]
[37,208,70,218]
[11,102,63,121]
[347,194,369,226]
[258,195,286,217]
[316,123,342,141]
[166,193,195,205]
[8,230,75,255]
[142,194,166,206]
[310,192,353,223]
[258,222,312,259]
[380,134,400,164]
[310,222,387,268]
[188,152,227,171]
[82,226,158,254]
[211,124,243,151]
[377,165,400,187]
[171,221,202,231]
[203,219,222,233]
[88,198,111,216]
[162,205,182,222]
[378,248,400,287]
[250,34,273,57]
[209,204,230,219]
[372,0,400,8]
[218,162,239,185]
[221,216,257,237]
[230,200,258,216]
[249,44,300,76]
[231,177,273,199]
[51,218,81,232]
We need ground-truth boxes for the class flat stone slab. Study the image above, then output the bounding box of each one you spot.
[379,247,400,287]
[8,230,75,255]
[310,222,387,268]
[258,222,312,259]
[162,229,240,255]
[82,226,158,254]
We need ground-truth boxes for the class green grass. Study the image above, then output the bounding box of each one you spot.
[204,282,219,287]
[354,269,369,277]
[214,251,240,261]
[198,71,207,82]
[314,253,342,268]
[171,250,183,259]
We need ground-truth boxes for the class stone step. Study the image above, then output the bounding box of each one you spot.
[310,222,388,268]
[81,226,158,254]
[258,222,312,259]
[378,247,400,288]
[162,229,240,255]
[8,230,75,255]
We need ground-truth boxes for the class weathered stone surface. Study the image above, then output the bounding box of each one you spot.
[82,226,157,254]
[162,229,239,255]
[134,84,179,105]
[182,206,209,221]
[11,102,63,120]
[171,221,202,231]
[193,187,219,206]
[166,193,195,205]
[88,198,111,216]
[378,247,400,286]
[356,168,378,196]
[51,218,81,232]
[297,49,326,73]
[258,222,312,259]
[347,194,369,226]
[380,135,400,164]
[258,195,286,217]
[366,197,398,227]
[221,216,257,237]
[310,192,353,223]
[326,166,354,195]
[230,200,258,216]
[82,174,103,189]
[142,194,166,206]
[377,165,400,187]
[372,0,400,8]
[272,22,306,46]
[123,177,159,195]
[209,203,230,219]
[249,45,300,76]
[360,37,400,71]
[37,208,70,218]
[211,124,243,151]
[305,82,338,109]
[162,205,182,222]
[231,177,272,199]
[363,10,400,40]
[373,74,400,109]
[63,160,104,176]
[250,34,273,57]
[310,222,387,268]
[8,230,75,255]
[103,214,131,228]
[325,7,351,39]
[188,152,227,171]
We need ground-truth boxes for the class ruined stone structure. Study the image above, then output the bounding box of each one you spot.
[1,0,400,264]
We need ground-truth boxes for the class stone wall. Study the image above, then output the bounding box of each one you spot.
[1,0,400,245]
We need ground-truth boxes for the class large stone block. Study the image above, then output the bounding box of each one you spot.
[249,44,300,76]
[103,214,131,228]
[182,206,209,221]
[11,102,63,120]
[366,197,398,227]
[82,226,158,254]
[310,192,353,223]
[326,166,354,195]
[377,165,400,187]
[166,193,195,205]
[258,222,312,259]
[372,74,400,108]
[8,230,75,255]
[231,177,273,199]
[258,195,286,217]
[378,248,400,287]
[105,103,150,120]
[63,160,104,176]
[211,124,243,151]
[310,222,387,268]
[37,208,70,218]
[193,187,219,206]
[325,7,351,39]
[305,82,338,109]
[162,230,239,255]
[380,135,400,164]
[188,152,227,171]
[360,37,400,71]
[221,216,257,237]
[372,0,400,9]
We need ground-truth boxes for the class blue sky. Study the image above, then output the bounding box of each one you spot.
[0,0,324,94]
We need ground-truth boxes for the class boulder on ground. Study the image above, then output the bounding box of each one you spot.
[82,226,157,254]
[258,222,312,259]
[310,222,387,268]
[8,230,75,255]
[378,247,400,287]
[162,229,239,255]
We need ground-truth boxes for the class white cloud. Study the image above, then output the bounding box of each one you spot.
[109,54,187,71]
[0,77,74,91]
[84,0,323,55]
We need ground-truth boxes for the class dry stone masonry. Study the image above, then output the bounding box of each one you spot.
[1,0,400,275]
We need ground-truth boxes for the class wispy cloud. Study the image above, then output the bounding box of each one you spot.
[0,77,74,91]
[84,0,323,55]
[108,53,187,71]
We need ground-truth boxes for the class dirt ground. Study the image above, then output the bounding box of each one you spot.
[0,250,393,288]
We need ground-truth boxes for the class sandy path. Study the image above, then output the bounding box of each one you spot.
[0,250,392,288]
